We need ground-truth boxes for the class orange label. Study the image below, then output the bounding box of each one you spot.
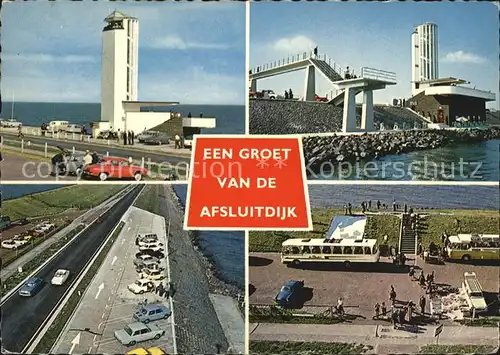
[184,135,312,230]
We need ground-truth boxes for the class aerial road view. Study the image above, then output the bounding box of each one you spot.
[249,1,499,180]
[249,184,499,354]
[0,184,244,354]
[0,0,245,181]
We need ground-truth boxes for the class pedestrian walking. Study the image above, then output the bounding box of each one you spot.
[419,295,426,314]
[374,302,380,319]
[377,200,381,209]
[389,286,397,304]
[404,203,408,213]
[117,129,121,143]
[381,302,387,317]
[344,205,348,215]
[368,200,372,209]
[348,203,352,215]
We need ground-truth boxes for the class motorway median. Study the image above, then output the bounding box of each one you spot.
[33,221,126,353]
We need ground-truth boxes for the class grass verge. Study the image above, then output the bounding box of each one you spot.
[250,341,372,354]
[0,224,85,298]
[458,317,500,327]
[134,185,160,214]
[249,314,342,325]
[249,208,499,252]
[419,344,496,354]
[2,185,124,220]
[33,221,126,353]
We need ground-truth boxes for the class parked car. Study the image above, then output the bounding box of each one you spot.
[65,124,84,134]
[114,322,166,346]
[136,250,165,260]
[139,243,164,252]
[1,118,22,128]
[127,347,166,355]
[0,215,12,231]
[137,131,160,143]
[137,233,159,241]
[97,130,118,140]
[128,279,156,294]
[1,239,27,249]
[48,120,69,132]
[19,277,44,297]
[275,280,304,307]
[314,95,328,102]
[83,156,149,181]
[135,259,162,273]
[138,238,162,247]
[140,269,165,281]
[143,133,170,145]
[133,304,171,323]
[133,254,161,268]
[51,269,70,285]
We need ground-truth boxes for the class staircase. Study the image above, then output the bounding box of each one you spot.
[399,214,417,255]
[309,58,344,83]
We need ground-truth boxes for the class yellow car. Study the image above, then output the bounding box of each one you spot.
[127,347,166,355]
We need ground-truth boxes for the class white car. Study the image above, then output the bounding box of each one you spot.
[1,239,27,249]
[139,243,164,252]
[36,223,54,232]
[140,268,165,281]
[51,269,70,285]
[128,279,155,294]
[2,119,22,128]
[138,239,162,247]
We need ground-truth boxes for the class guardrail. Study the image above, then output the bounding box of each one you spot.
[22,186,142,353]
[360,67,397,83]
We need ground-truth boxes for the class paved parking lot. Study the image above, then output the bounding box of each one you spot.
[52,206,175,354]
[249,252,499,322]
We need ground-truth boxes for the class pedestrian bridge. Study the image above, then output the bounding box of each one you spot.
[249,51,397,132]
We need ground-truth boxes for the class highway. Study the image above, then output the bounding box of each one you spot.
[0,185,142,353]
[0,133,189,165]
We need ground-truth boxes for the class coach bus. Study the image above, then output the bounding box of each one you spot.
[446,234,499,261]
[281,237,380,267]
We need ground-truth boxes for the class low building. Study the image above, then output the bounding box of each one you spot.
[407,77,496,126]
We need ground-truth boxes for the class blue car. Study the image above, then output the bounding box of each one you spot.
[19,277,44,297]
[275,280,304,307]
[133,304,171,323]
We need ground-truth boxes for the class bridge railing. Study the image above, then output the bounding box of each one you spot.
[250,51,346,77]
[360,67,397,83]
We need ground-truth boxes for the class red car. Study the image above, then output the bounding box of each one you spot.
[314,95,328,102]
[83,156,149,181]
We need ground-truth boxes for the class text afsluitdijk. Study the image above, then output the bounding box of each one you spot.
[200,206,297,220]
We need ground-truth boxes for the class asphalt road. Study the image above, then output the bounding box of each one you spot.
[0,186,142,353]
[1,133,189,165]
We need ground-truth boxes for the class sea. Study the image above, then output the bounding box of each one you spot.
[0,102,245,134]
[0,184,245,290]
[309,185,500,210]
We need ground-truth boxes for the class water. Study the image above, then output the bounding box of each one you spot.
[309,185,500,210]
[0,102,245,134]
[173,185,244,289]
[312,139,500,181]
[0,184,245,290]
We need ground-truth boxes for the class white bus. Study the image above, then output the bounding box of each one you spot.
[281,238,380,267]
[446,234,499,261]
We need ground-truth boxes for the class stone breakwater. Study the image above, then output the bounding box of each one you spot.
[250,99,427,134]
[303,127,500,170]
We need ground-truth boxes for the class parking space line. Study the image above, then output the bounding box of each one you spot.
[88,345,93,353]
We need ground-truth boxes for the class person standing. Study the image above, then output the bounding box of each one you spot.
[83,150,92,168]
[174,134,181,149]
[131,130,135,145]
[116,129,121,143]
[123,130,127,145]
[419,295,426,315]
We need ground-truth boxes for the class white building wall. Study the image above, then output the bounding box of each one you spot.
[124,112,172,133]
[412,22,439,96]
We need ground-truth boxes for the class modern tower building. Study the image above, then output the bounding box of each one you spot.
[411,22,439,96]
[101,11,139,130]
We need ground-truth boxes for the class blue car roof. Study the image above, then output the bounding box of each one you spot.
[285,280,300,287]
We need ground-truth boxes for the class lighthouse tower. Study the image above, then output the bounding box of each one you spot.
[100,11,139,131]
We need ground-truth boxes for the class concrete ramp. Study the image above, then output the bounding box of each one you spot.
[209,294,244,354]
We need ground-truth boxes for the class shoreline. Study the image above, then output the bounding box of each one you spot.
[170,188,244,302]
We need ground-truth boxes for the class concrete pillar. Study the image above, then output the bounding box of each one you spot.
[250,79,257,92]
[342,88,357,132]
[361,90,374,131]
[304,65,316,101]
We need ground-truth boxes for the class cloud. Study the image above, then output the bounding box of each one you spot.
[150,35,229,50]
[3,53,97,64]
[442,51,486,64]
[272,35,317,54]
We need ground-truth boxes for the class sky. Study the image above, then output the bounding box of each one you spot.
[2,1,245,105]
[250,1,499,109]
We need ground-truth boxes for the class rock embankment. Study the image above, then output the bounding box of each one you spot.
[303,127,500,170]
[250,99,427,134]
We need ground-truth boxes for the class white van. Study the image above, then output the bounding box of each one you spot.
[65,124,83,133]
[49,120,69,132]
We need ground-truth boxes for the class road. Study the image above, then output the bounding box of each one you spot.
[52,206,175,354]
[1,133,189,165]
[0,186,142,353]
